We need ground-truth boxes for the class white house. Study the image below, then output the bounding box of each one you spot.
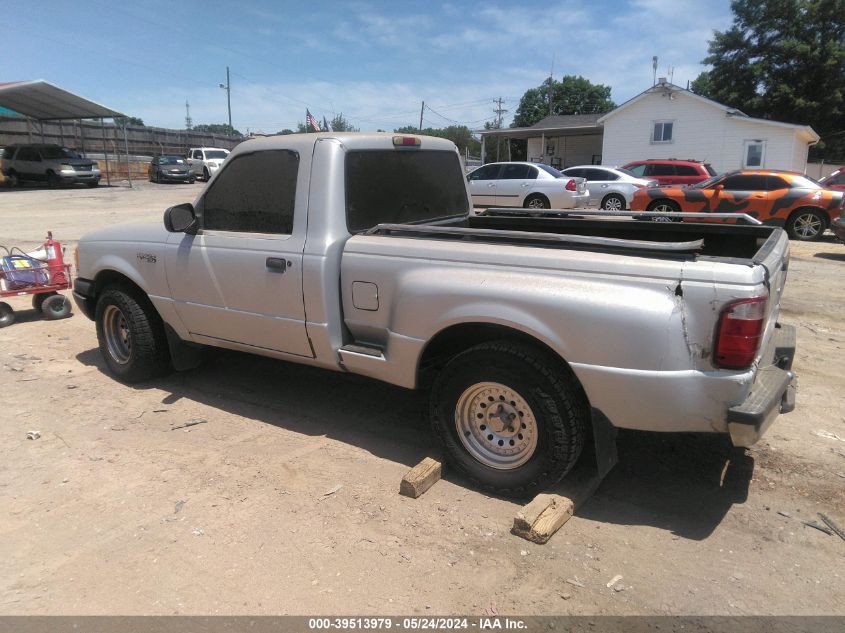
[598,81,819,173]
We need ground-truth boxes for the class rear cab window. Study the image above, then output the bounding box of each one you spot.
[346,150,469,232]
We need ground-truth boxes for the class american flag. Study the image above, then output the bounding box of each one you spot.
[306,109,321,132]
[322,116,332,132]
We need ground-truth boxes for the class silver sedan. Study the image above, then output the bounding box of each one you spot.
[560,165,656,210]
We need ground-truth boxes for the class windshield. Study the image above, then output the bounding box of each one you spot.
[693,175,724,189]
[160,156,186,165]
[205,150,228,159]
[537,164,564,178]
[345,150,469,232]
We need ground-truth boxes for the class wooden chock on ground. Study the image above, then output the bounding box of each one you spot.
[511,493,574,544]
[399,457,442,498]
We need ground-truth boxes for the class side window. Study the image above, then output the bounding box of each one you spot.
[193,150,203,159]
[468,164,500,181]
[767,176,789,191]
[563,168,583,178]
[648,164,676,176]
[200,150,298,234]
[1,147,16,159]
[625,164,646,177]
[585,168,617,181]
[675,165,698,176]
[18,147,39,161]
[722,175,766,191]
[652,121,673,143]
[500,164,531,179]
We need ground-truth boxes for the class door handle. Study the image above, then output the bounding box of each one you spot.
[487,183,495,187]
[266,257,287,273]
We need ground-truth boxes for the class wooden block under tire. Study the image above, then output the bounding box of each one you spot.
[511,493,574,544]
[399,457,442,498]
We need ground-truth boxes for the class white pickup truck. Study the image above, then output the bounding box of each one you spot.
[73,133,797,495]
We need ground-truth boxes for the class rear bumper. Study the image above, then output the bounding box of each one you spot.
[727,324,797,447]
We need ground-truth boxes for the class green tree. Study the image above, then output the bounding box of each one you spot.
[330,113,359,132]
[113,116,144,127]
[192,123,243,137]
[692,0,845,160]
[393,125,480,155]
[276,129,295,135]
[511,75,615,128]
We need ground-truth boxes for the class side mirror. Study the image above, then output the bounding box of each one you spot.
[164,203,198,234]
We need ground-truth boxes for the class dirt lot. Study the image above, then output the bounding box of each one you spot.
[0,183,843,616]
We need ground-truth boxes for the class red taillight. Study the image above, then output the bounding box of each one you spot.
[565,178,577,191]
[714,297,768,369]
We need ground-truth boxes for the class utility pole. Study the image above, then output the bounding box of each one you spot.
[493,97,508,162]
[548,55,555,116]
[652,56,658,86]
[185,99,192,131]
[219,67,232,132]
[419,100,425,132]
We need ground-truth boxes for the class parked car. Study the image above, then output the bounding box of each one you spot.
[630,169,845,241]
[819,167,845,192]
[73,133,796,495]
[467,162,588,209]
[1,144,101,188]
[560,165,656,210]
[149,155,195,184]
[187,147,230,181]
[622,159,716,186]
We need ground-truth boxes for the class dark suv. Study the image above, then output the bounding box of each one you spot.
[1,144,101,188]
[622,159,716,186]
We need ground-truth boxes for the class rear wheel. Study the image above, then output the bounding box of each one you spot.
[601,193,626,211]
[95,286,171,383]
[430,340,588,497]
[42,294,72,320]
[0,302,14,328]
[646,199,681,222]
[32,291,58,312]
[47,171,62,188]
[5,171,19,188]
[786,208,826,241]
[523,194,549,210]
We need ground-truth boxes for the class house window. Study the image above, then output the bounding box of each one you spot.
[652,121,673,143]
[743,140,766,168]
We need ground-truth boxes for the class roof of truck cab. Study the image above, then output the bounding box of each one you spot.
[228,132,459,156]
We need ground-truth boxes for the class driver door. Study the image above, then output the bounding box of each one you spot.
[165,149,312,357]
[467,164,502,207]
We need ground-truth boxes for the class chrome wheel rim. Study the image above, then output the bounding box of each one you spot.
[455,382,538,470]
[604,196,624,210]
[651,203,676,221]
[527,197,547,209]
[794,213,822,238]
[103,305,131,364]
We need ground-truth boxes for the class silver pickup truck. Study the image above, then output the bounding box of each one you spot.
[73,132,797,495]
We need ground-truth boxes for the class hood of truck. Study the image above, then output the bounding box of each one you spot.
[79,221,171,244]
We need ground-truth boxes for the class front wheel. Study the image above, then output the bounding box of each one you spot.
[202,167,210,181]
[430,340,588,497]
[95,286,171,383]
[646,199,681,222]
[5,171,19,188]
[786,209,826,241]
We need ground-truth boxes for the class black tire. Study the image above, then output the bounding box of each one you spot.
[523,194,550,210]
[87,181,99,188]
[5,171,19,188]
[47,171,62,188]
[786,208,827,241]
[0,302,14,328]
[601,193,626,211]
[646,199,681,222]
[202,167,210,181]
[95,285,171,383]
[188,176,196,184]
[42,294,72,320]
[430,340,588,497]
[32,291,58,312]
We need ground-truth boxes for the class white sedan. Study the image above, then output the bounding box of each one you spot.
[467,162,589,209]
[560,165,657,210]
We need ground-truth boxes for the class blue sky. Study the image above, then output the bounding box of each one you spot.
[3,0,732,133]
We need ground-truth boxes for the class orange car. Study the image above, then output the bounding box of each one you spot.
[630,169,845,241]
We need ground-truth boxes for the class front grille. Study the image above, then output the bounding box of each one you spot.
[76,165,92,171]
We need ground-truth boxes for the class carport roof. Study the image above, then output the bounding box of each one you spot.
[478,113,603,139]
[0,80,124,120]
